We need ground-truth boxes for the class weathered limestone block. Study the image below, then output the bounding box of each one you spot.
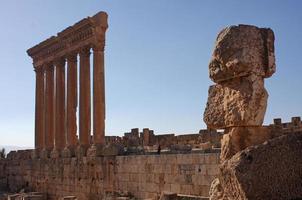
[87,144,123,157]
[220,126,284,162]
[209,24,275,83]
[170,144,192,153]
[204,74,268,129]
[219,132,302,200]
[220,126,275,162]
[209,178,225,200]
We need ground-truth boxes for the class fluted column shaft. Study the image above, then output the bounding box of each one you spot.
[66,54,78,148]
[79,47,91,146]
[55,58,66,150]
[45,64,55,150]
[93,47,105,145]
[34,66,45,150]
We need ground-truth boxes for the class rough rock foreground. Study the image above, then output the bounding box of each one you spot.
[211,132,302,200]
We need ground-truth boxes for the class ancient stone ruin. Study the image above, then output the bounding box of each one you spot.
[27,12,108,158]
[204,25,302,200]
[0,12,301,200]
[204,25,279,161]
[0,11,222,200]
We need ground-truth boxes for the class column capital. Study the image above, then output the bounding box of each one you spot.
[79,46,91,57]
[93,42,105,52]
[34,65,45,73]
[54,57,66,67]
[44,62,54,72]
[66,53,78,63]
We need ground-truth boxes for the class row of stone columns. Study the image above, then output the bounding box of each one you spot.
[34,46,106,154]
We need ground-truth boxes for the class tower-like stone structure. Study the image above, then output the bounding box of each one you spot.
[204,25,277,200]
[204,24,276,161]
[28,12,108,157]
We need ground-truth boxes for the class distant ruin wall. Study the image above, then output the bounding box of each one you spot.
[0,151,219,199]
[0,160,6,191]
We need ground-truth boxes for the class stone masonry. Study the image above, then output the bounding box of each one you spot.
[0,150,219,200]
[2,10,301,200]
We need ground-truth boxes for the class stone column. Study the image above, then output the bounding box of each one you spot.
[79,47,91,148]
[93,46,105,145]
[34,66,45,150]
[66,53,78,148]
[55,58,66,150]
[44,63,55,151]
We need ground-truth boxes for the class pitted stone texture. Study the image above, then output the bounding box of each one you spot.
[204,74,268,129]
[219,132,302,200]
[220,126,275,162]
[209,178,226,200]
[209,24,275,83]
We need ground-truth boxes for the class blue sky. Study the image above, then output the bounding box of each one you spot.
[0,0,301,147]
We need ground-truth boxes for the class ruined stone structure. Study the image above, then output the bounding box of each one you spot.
[204,24,276,161]
[1,11,301,200]
[108,128,222,150]
[204,25,302,200]
[0,149,220,199]
[0,11,226,200]
[27,12,108,157]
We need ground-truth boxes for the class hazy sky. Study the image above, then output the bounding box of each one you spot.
[0,0,301,147]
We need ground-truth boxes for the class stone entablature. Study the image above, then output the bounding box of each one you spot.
[27,12,107,67]
[27,12,108,156]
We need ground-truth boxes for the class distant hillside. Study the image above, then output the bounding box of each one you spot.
[0,145,33,153]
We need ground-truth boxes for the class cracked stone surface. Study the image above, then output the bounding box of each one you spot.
[209,24,275,83]
[204,74,268,129]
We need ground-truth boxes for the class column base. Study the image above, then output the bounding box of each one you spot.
[62,146,76,158]
[40,149,51,159]
[87,144,104,157]
[76,145,89,158]
[31,149,40,159]
[50,148,61,159]
[102,144,123,156]
[86,144,123,157]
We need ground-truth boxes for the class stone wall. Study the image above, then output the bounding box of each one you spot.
[115,153,219,199]
[0,151,219,200]
[270,116,302,133]
[0,159,7,191]
[106,128,222,149]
